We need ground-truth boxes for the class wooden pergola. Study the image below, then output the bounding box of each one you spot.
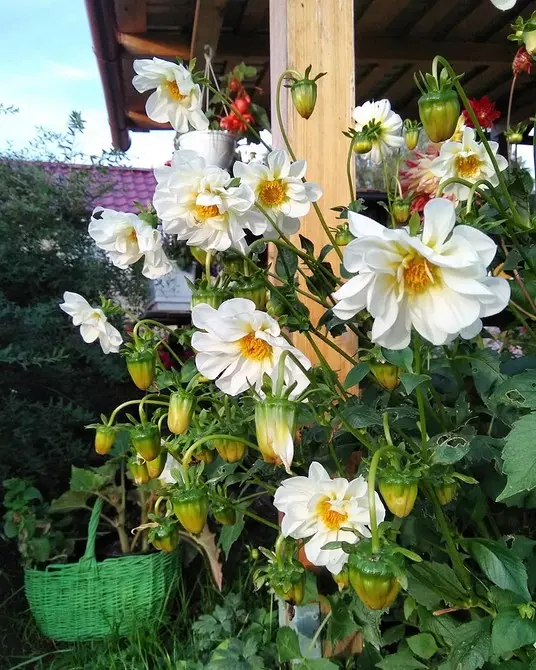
[85,0,534,376]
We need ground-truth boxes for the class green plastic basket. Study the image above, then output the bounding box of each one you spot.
[24,498,178,641]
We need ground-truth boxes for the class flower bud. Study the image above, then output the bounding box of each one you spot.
[506,123,528,145]
[513,47,533,76]
[391,199,410,225]
[266,297,286,318]
[291,80,318,119]
[333,565,349,591]
[131,423,161,461]
[379,473,419,517]
[195,447,216,464]
[232,278,267,311]
[353,132,373,154]
[255,399,297,474]
[212,502,237,526]
[126,350,156,391]
[190,287,229,310]
[128,458,149,486]
[212,438,247,463]
[149,521,179,552]
[418,89,460,143]
[146,450,167,479]
[334,225,353,246]
[167,391,195,435]
[435,481,457,505]
[369,362,400,391]
[94,425,115,455]
[271,564,306,605]
[348,543,402,610]
[524,28,536,56]
[172,487,209,535]
[403,120,421,151]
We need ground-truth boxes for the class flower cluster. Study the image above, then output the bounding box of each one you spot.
[59,292,122,354]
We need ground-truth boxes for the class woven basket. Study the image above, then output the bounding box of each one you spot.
[24,498,178,641]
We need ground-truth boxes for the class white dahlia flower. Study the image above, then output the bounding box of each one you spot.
[59,291,122,354]
[352,99,405,165]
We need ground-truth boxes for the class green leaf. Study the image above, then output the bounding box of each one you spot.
[492,608,536,656]
[407,562,469,605]
[498,413,536,500]
[218,513,244,560]
[326,596,360,642]
[344,362,370,389]
[23,486,42,502]
[297,660,339,670]
[381,347,413,371]
[29,537,51,562]
[407,633,438,660]
[403,596,416,620]
[382,623,406,646]
[50,490,89,512]
[447,618,491,670]
[275,247,298,282]
[400,373,431,395]
[491,371,536,409]
[340,397,383,429]
[417,607,458,645]
[470,349,504,401]
[276,627,302,662]
[70,466,107,492]
[299,234,314,255]
[376,648,426,669]
[464,539,530,601]
[429,432,472,465]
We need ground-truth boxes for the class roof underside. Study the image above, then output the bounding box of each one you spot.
[85,0,535,151]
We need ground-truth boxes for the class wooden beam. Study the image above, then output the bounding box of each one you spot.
[356,65,391,102]
[113,0,147,33]
[189,0,228,64]
[127,110,171,130]
[270,0,357,379]
[410,2,456,40]
[240,0,269,32]
[356,38,515,65]
[446,0,489,42]
[118,31,269,60]
[356,0,406,33]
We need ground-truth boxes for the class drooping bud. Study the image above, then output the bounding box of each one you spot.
[379,472,419,518]
[195,447,216,464]
[352,131,373,155]
[172,487,209,535]
[212,438,247,463]
[348,540,403,610]
[334,224,354,246]
[289,66,326,119]
[369,361,400,391]
[255,398,297,474]
[167,391,195,435]
[271,564,306,605]
[513,47,533,75]
[333,565,350,591]
[506,122,528,144]
[391,199,411,225]
[212,501,237,526]
[231,277,267,311]
[403,120,421,151]
[146,450,167,479]
[435,481,457,505]
[149,519,179,552]
[416,65,460,143]
[130,423,161,461]
[128,457,150,486]
[94,425,116,455]
[190,286,230,310]
[125,349,157,391]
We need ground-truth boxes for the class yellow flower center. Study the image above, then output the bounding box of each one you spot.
[194,204,220,223]
[404,256,438,295]
[238,332,273,361]
[258,180,286,207]
[317,498,348,531]
[165,80,186,101]
[128,227,138,241]
[455,153,482,179]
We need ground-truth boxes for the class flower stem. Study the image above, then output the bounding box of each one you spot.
[243,509,279,531]
[133,319,178,341]
[182,433,259,470]
[346,137,356,201]
[413,335,428,454]
[383,411,394,448]
[506,74,517,161]
[108,399,169,426]
[368,446,389,554]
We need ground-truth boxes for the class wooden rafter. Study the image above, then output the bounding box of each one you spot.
[356,0,404,33]
[189,0,228,64]
[113,0,147,33]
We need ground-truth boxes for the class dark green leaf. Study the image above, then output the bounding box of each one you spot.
[407,633,438,660]
[50,490,89,512]
[355,643,382,669]
[340,397,383,429]
[299,235,314,255]
[400,374,431,395]
[344,362,370,389]
[492,608,536,656]
[470,349,504,401]
[498,413,536,501]
[218,514,244,560]
[326,596,360,643]
[275,247,298,282]
[491,371,536,409]
[382,624,406,646]
[276,627,302,662]
[407,562,469,604]
[376,648,426,669]
[464,539,530,600]
[29,537,51,562]
[429,432,472,465]
[70,466,108,492]
[447,618,491,670]
[417,607,458,645]
[381,347,413,372]
[297,659,339,669]
[23,486,42,502]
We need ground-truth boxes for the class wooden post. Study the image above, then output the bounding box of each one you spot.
[269,0,357,380]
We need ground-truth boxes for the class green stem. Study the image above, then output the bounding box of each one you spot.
[368,446,390,554]
[329,442,344,477]
[156,339,183,366]
[314,329,356,366]
[133,319,177,341]
[306,610,332,657]
[275,350,290,397]
[346,138,356,201]
[108,399,169,426]
[414,336,428,454]
[182,434,259,470]
[423,481,471,590]
[205,250,212,281]
[243,509,279,531]
[383,411,394,448]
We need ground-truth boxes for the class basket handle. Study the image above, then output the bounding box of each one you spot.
[80,497,104,564]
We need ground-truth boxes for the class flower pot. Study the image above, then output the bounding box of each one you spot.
[177,130,237,169]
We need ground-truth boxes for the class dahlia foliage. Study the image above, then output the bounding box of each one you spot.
[59,22,536,667]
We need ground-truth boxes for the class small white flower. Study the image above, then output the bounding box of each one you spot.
[234,149,322,237]
[153,150,266,252]
[132,58,209,133]
[332,198,510,349]
[353,99,405,165]
[159,453,180,484]
[59,291,122,354]
[430,127,509,201]
[191,298,311,397]
[274,462,385,574]
[490,0,517,9]
[89,207,172,279]
[255,399,297,474]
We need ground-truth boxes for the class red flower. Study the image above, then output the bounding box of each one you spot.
[462,96,501,129]
[513,47,533,76]
[158,348,173,370]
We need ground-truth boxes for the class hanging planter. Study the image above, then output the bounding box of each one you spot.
[177,129,237,169]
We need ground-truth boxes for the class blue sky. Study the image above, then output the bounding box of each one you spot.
[0,0,174,167]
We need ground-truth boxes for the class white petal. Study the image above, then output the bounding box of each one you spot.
[421,198,456,248]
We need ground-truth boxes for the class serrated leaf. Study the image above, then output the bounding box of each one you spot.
[470,349,504,401]
[218,513,244,560]
[326,596,360,643]
[376,648,426,669]
[464,538,530,601]
[403,596,416,620]
[381,347,413,372]
[498,413,536,500]
[50,490,89,512]
[70,466,107,492]
[407,633,438,660]
[428,431,472,465]
[275,247,298,282]
[447,618,491,670]
[400,373,431,395]
[340,397,383,429]
[407,562,469,605]
[491,371,536,409]
[344,362,370,389]
[492,608,536,656]
[276,627,302,662]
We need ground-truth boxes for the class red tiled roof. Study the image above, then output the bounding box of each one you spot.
[41,162,156,214]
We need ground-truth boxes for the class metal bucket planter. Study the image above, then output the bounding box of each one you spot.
[177,130,237,169]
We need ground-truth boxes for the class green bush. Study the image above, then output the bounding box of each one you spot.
[0,114,146,497]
